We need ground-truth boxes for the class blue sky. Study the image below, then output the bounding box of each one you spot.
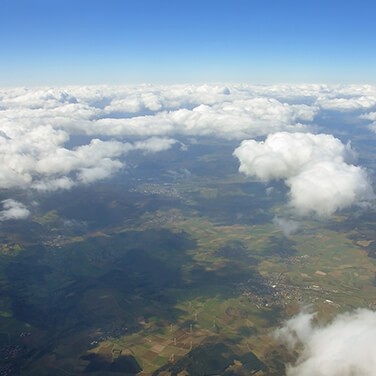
[1,0,376,85]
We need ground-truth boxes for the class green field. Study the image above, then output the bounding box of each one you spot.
[0,144,375,375]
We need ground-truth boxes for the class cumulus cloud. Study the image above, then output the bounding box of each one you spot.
[233,132,374,217]
[0,84,318,141]
[360,112,376,122]
[316,96,376,111]
[288,162,372,217]
[1,84,376,193]
[360,111,376,133]
[227,84,376,112]
[0,199,30,221]
[90,98,313,140]
[274,309,376,376]
[0,84,320,192]
[0,127,176,191]
[132,137,177,153]
[273,217,300,237]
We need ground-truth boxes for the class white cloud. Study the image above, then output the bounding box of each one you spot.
[233,132,373,217]
[0,199,30,221]
[228,84,376,112]
[233,132,351,181]
[76,159,124,185]
[0,128,176,191]
[132,137,177,153]
[1,84,376,194]
[0,84,319,140]
[360,112,376,122]
[360,112,376,133]
[288,162,372,217]
[274,309,376,376]
[90,98,313,140]
[0,84,319,192]
[316,96,376,111]
[31,177,75,192]
[273,216,300,237]
[274,309,315,349]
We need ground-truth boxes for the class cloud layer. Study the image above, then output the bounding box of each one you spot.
[275,309,376,376]
[233,132,374,217]
[0,83,375,198]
